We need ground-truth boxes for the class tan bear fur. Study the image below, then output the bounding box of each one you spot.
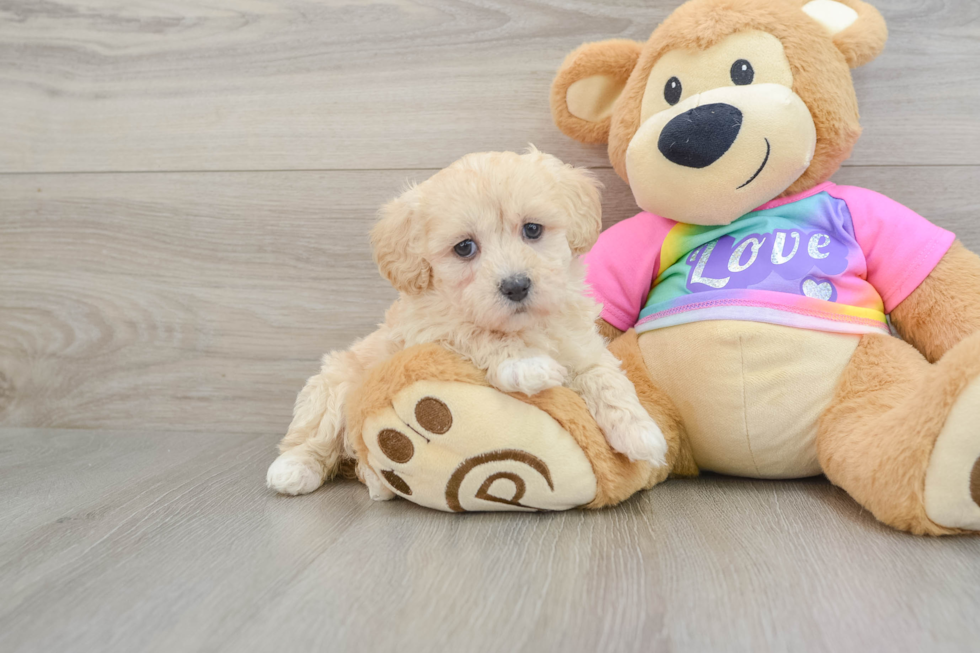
[552,0,886,197]
[820,0,888,68]
[596,317,626,342]
[345,343,488,469]
[891,241,980,364]
[819,331,980,535]
[551,40,644,145]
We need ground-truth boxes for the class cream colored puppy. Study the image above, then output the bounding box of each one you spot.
[267,149,667,498]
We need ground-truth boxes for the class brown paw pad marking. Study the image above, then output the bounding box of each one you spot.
[378,428,414,464]
[377,428,413,495]
[971,456,980,508]
[381,469,412,496]
[415,396,452,434]
[445,450,553,513]
[375,397,453,499]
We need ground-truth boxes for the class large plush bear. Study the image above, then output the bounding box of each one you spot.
[338,0,980,535]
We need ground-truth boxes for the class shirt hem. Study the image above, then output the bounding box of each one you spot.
[636,302,889,336]
[636,306,889,336]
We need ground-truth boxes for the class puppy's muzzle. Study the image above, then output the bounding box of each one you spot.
[499,275,531,303]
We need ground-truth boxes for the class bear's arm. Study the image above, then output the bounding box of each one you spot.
[597,318,626,341]
[890,241,980,363]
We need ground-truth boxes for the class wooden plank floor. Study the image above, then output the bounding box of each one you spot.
[1,1,979,652]
[2,427,979,653]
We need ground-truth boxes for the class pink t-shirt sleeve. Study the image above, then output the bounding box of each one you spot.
[827,185,956,314]
[583,212,675,331]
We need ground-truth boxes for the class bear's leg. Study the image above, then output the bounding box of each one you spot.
[607,329,698,478]
[817,331,980,535]
[345,341,691,511]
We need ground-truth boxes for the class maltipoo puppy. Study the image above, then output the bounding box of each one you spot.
[267,148,667,498]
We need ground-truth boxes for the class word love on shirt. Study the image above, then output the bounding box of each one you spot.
[685,229,848,294]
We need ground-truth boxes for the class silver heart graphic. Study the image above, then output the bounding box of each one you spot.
[802,279,833,301]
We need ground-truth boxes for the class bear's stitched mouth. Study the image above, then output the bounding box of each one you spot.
[737,138,771,190]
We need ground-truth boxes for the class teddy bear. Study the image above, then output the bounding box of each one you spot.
[339,0,980,535]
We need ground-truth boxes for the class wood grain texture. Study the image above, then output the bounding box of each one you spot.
[1,3,980,651]
[0,427,978,653]
[0,169,398,433]
[0,0,978,173]
[2,166,978,434]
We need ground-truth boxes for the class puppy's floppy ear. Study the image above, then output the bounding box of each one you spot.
[532,149,604,256]
[371,185,431,295]
[800,0,888,68]
[551,39,644,145]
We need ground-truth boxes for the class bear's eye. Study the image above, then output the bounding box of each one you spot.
[664,76,682,105]
[453,239,478,259]
[730,59,754,85]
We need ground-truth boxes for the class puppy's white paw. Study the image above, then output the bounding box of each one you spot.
[267,454,324,495]
[604,414,669,467]
[494,356,567,396]
[361,466,396,501]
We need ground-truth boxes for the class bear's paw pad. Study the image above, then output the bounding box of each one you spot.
[360,381,597,513]
[925,376,980,531]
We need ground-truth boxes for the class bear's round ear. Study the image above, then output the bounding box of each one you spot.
[801,0,888,68]
[551,40,644,145]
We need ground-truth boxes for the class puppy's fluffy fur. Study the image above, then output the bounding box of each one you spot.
[267,149,667,497]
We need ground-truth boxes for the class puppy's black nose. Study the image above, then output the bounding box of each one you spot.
[499,275,531,303]
[658,103,742,169]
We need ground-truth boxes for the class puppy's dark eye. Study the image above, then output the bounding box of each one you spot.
[664,77,682,105]
[522,223,543,240]
[453,239,478,259]
[731,59,754,85]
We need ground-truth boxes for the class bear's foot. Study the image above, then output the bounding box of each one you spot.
[925,376,980,531]
[360,379,599,512]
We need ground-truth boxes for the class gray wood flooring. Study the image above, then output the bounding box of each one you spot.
[1,1,979,651]
[2,427,979,653]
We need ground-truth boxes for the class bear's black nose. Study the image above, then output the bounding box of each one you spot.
[658,103,743,169]
[499,275,531,303]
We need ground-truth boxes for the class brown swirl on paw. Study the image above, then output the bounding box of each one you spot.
[475,472,526,507]
[445,450,553,512]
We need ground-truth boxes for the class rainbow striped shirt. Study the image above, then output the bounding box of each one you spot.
[584,182,955,336]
